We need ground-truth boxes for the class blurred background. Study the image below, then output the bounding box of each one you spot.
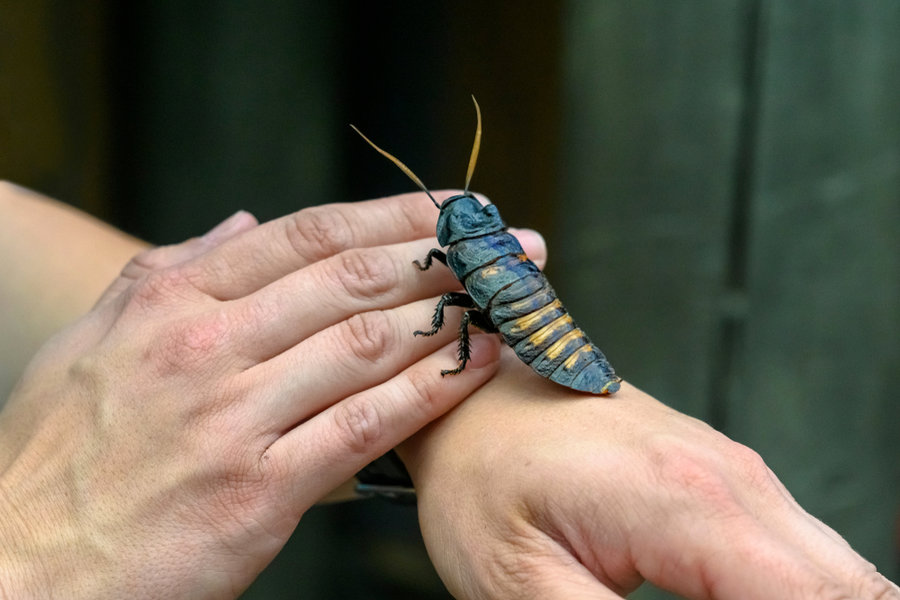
[2,1,898,598]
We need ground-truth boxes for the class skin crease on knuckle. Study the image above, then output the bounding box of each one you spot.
[118,246,170,280]
[810,575,892,600]
[284,204,355,261]
[329,246,400,303]
[122,237,212,277]
[850,566,900,600]
[402,364,447,419]
[338,311,395,367]
[389,190,461,240]
[392,194,429,235]
[330,396,385,458]
[327,363,447,464]
[123,264,206,315]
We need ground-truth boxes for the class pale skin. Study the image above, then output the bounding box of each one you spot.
[0,182,510,597]
[0,181,897,599]
[401,363,899,599]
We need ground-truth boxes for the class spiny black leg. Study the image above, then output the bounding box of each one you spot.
[414,292,475,337]
[465,309,499,334]
[413,248,447,271]
[441,309,498,376]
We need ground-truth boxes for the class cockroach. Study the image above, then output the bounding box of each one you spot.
[351,97,620,395]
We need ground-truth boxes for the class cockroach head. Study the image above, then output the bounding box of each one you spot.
[436,193,506,246]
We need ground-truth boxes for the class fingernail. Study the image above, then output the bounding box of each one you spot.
[203,210,255,243]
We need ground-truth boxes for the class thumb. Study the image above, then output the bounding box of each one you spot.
[485,544,626,600]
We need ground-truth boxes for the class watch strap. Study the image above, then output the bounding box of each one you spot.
[355,450,416,503]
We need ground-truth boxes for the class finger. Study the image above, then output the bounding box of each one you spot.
[500,558,623,600]
[186,190,461,300]
[706,446,899,598]
[229,237,464,363]
[95,210,258,307]
[709,531,896,600]
[230,227,547,364]
[760,496,900,600]
[244,296,470,431]
[666,518,895,600]
[476,535,624,600]
[511,227,547,269]
[266,334,501,507]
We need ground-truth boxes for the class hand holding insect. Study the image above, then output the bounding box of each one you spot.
[0,184,547,598]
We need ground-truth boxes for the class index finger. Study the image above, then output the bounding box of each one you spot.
[189,190,459,300]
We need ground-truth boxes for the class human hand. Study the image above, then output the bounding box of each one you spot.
[0,191,545,599]
[401,353,899,599]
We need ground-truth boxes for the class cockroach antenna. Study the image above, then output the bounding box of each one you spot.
[464,95,482,195]
[350,124,441,209]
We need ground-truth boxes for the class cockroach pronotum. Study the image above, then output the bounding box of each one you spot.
[351,97,620,395]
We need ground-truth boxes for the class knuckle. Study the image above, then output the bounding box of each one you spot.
[851,565,899,600]
[331,247,399,301]
[119,244,191,283]
[391,195,430,236]
[123,246,166,276]
[286,205,354,260]
[121,240,207,280]
[403,367,443,415]
[127,268,182,310]
[238,292,281,333]
[811,579,853,600]
[339,311,395,365]
[126,265,200,312]
[148,311,232,376]
[721,440,779,494]
[331,397,384,456]
[649,437,739,515]
[809,576,889,600]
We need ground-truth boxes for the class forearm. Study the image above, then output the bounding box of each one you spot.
[0,182,148,397]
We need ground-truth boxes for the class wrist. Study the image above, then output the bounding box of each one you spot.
[0,482,48,599]
[0,468,109,599]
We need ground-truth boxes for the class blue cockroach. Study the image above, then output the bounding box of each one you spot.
[351,97,621,395]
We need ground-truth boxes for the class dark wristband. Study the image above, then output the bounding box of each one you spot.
[355,450,416,503]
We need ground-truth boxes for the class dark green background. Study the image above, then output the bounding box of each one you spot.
[2,2,897,598]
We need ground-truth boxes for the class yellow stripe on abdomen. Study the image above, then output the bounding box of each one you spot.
[525,313,574,348]
[508,299,563,333]
[562,343,594,370]
[543,329,586,361]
